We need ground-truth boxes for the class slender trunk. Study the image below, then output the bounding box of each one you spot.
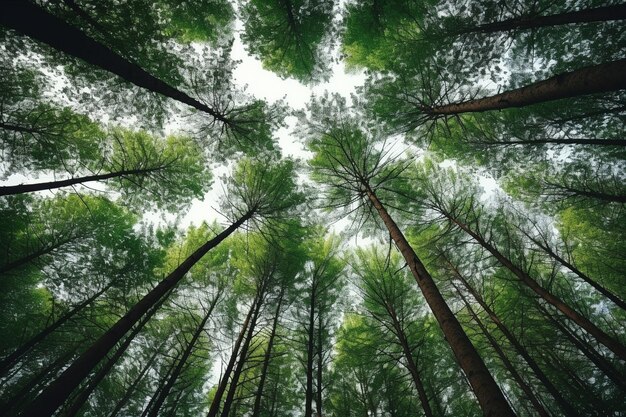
[251,290,284,417]
[536,303,626,391]
[147,294,220,417]
[0,237,74,274]
[315,310,323,417]
[206,295,259,417]
[0,1,228,123]
[455,287,550,417]
[0,122,45,135]
[551,184,626,203]
[469,4,626,33]
[526,234,626,310]
[0,282,111,377]
[443,211,626,361]
[0,166,164,196]
[107,346,160,417]
[60,295,167,417]
[447,259,587,416]
[18,209,253,417]
[140,349,185,417]
[426,59,626,115]
[476,138,626,147]
[219,290,265,417]
[304,284,316,417]
[164,388,186,417]
[364,186,515,417]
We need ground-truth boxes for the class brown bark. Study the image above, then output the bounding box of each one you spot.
[0,166,165,196]
[426,59,626,115]
[364,186,515,417]
[469,4,626,33]
[0,1,228,123]
[443,211,626,361]
[18,209,253,417]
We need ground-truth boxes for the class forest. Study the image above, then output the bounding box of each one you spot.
[0,0,625,416]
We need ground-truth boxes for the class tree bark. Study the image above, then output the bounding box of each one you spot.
[17,209,253,417]
[147,294,220,417]
[455,286,550,417]
[426,59,626,115]
[447,260,581,417]
[469,4,626,33]
[0,282,112,377]
[442,211,626,361]
[364,186,515,417]
[0,1,228,123]
[0,166,165,196]
[251,290,284,417]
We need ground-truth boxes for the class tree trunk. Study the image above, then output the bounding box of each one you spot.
[147,294,220,417]
[315,310,324,417]
[251,290,284,417]
[0,166,165,196]
[524,234,626,310]
[0,282,112,377]
[18,209,253,417]
[206,295,259,417]
[476,138,626,147]
[107,346,160,417]
[426,59,626,115]
[443,211,626,361]
[455,286,550,417]
[446,257,590,416]
[304,282,316,417]
[0,237,74,274]
[140,349,185,417]
[0,1,228,123]
[550,183,626,203]
[364,186,515,417]
[469,4,626,33]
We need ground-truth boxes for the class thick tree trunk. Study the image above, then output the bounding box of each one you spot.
[147,295,220,417]
[447,261,582,417]
[0,1,228,123]
[304,283,316,417]
[525,234,626,310]
[443,211,626,361]
[469,4,626,33]
[251,290,284,417]
[18,209,253,417]
[426,59,626,115]
[0,282,112,377]
[206,295,259,417]
[0,166,166,196]
[219,291,265,417]
[364,186,515,417]
[455,287,550,417]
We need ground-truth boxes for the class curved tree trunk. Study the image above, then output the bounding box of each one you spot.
[0,1,228,123]
[364,185,515,417]
[18,209,253,417]
[0,167,164,196]
[427,59,626,115]
[442,211,626,361]
[469,4,626,33]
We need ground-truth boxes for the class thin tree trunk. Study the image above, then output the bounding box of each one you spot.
[524,233,626,310]
[0,1,228,123]
[0,282,112,377]
[251,290,284,417]
[476,138,626,147]
[140,349,185,417]
[550,184,626,203]
[18,209,253,417]
[426,59,626,115]
[455,287,550,417]
[315,310,323,417]
[304,283,316,417]
[0,166,164,196]
[206,295,259,417]
[446,259,582,416]
[0,237,75,274]
[469,4,626,33]
[147,294,220,417]
[364,185,515,417]
[107,346,160,417]
[443,211,626,361]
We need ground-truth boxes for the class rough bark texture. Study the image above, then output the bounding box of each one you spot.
[443,212,626,361]
[427,59,626,115]
[470,4,626,33]
[364,186,515,417]
[18,210,253,417]
[0,167,164,196]
[1,1,228,123]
